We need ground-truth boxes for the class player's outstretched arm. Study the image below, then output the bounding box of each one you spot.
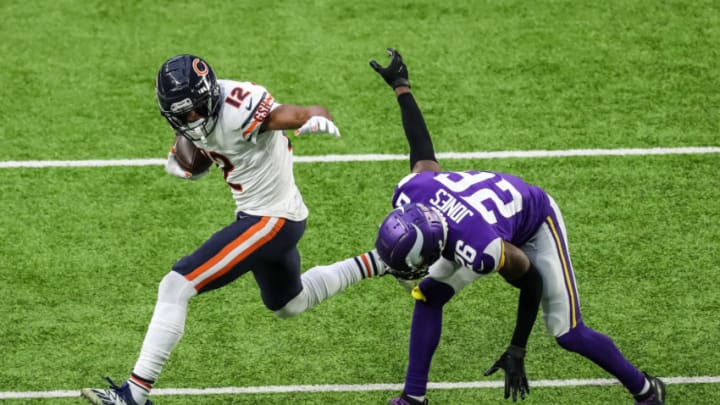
[484,242,543,401]
[497,243,543,351]
[370,48,440,173]
[262,104,341,137]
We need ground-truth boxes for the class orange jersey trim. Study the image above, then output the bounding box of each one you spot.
[242,119,261,138]
[242,95,274,138]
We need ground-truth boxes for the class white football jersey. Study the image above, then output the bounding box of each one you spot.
[192,79,308,221]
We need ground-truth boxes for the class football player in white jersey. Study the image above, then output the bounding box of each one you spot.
[81,54,387,405]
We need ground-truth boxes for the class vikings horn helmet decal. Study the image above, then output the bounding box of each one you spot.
[375,203,448,279]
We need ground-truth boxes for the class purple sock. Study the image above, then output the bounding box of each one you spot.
[404,279,455,396]
[556,323,646,394]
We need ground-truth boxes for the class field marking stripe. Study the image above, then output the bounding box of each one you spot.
[1,146,718,168]
[2,376,719,399]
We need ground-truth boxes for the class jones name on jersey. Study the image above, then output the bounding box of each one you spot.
[392,170,550,275]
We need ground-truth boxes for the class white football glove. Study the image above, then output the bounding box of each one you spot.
[294,116,341,137]
[165,148,209,180]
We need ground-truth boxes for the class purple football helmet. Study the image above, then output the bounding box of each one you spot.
[375,203,448,279]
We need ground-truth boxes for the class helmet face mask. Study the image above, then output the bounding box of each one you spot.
[375,203,448,280]
[156,55,221,141]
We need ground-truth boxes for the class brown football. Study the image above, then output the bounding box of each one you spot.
[174,135,213,174]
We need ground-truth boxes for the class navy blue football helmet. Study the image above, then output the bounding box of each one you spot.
[375,203,448,279]
[156,54,221,141]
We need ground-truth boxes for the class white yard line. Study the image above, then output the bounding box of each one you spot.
[2,145,718,400]
[1,146,718,168]
[1,376,719,399]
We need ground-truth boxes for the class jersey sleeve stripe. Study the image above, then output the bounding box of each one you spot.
[241,94,274,139]
[241,119,261,138]
[240,91,267,128]
[497,240,506,271]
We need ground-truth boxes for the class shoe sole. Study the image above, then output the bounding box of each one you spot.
[80,389,105,405]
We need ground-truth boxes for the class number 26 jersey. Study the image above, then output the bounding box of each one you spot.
[391,171,552,275]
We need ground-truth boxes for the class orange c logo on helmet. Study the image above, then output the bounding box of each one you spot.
[192,58,209,77]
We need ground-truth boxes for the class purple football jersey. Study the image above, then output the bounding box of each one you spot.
[391,171,551,274]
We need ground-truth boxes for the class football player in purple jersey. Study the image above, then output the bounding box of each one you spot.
[370,48,666,405]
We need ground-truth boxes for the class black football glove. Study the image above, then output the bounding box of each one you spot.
[369,48,410,89]
[484,346,530,402]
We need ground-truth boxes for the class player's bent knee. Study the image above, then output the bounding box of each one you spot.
[273,303,302,319]
[273,290,309,319]
[555,323,590,352]
[543,312,572,337]
[158,271,197,304]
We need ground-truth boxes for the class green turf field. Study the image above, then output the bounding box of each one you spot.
[1,0,718,404]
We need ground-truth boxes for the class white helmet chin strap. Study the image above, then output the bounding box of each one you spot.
[405,224,426,269]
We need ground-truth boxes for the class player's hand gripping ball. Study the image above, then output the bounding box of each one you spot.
[173,135,213,174]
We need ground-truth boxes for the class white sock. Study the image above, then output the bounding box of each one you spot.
[133,301,187,378]
[274,251,386,318]
[129,272,196,402]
